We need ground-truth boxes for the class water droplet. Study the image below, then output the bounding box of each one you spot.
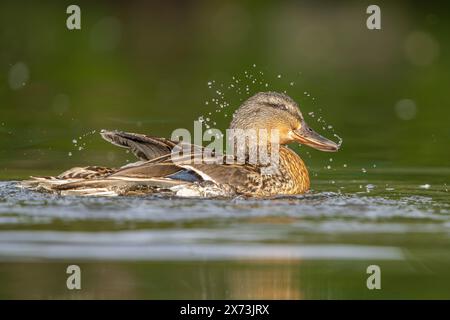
[333,134,343,147]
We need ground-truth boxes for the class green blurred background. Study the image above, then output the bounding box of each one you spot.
[0,0,449,178]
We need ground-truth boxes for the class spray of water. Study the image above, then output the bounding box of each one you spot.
[69,130,97,157]
[199,66,345,182]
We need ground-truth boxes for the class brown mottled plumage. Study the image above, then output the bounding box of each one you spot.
[20,92,339,197]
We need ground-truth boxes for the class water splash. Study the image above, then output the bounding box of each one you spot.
[198,66,345,182]
[333,134,343,148]
[69,130,97,157]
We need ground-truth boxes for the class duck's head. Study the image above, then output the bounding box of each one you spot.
[230,92,339,152]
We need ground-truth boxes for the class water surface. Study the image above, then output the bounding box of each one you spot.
[0,168,449,299]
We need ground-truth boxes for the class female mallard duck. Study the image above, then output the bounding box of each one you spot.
[21,92,339,197]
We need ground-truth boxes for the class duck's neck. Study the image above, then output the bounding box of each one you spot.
[278,146,310,194]
[244,145,310,195]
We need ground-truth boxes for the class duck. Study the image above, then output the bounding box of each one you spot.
[20,92,339,197]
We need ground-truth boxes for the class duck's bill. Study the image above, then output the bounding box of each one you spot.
[292,125,339,152]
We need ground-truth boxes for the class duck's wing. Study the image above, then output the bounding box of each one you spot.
[20,131,209,196]
[21,131,257,196]
[100,130,211,164]
[111,151,261,190]
[100,130,178,161]
[179,162,261,193]
[21,158,256,197]
[110,162,186,180]
[103,158,259,196]
[99,142,256,179]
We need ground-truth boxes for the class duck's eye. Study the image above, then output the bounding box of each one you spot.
[266,103,287,111]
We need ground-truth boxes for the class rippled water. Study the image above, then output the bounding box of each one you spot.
[0,168,449,299]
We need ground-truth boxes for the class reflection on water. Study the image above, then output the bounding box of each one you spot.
[2,260,450,299]
[0,169,449,299]
[0,233,404,261]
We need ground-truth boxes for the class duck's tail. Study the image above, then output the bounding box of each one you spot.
[19,166,115,196]
[19,166,188,196]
